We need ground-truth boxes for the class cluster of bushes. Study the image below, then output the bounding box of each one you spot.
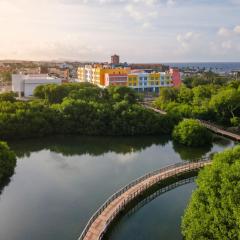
[172,119,212,147]
[0,84,178,140]
[154,77,240,126]
[0,141,16,185]
[182,145,240,240]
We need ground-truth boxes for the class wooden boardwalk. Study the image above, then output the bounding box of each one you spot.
[199,120,240,141]
[78,160,210,240]
[143,105,240,141]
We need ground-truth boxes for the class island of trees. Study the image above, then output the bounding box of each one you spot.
[173,119,212,147]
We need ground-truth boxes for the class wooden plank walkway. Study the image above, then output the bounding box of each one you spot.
[143,105,240,141]
[199,120,240,141]
[78,160,210,240]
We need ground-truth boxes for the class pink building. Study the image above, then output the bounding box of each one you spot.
[105,74,128,86]
[170,68,182,87]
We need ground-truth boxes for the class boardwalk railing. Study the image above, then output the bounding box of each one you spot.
[142,104,240,141]
[199,120,240,141]
[78,158,210,240]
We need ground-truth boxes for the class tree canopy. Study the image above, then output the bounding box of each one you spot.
[0,84,177,139]
[0,141,16,184]
[154,75,240,126]
[182,145,240,240]
[172,119,212,147]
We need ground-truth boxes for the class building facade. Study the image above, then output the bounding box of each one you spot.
[12,74,62,97]
[77,65,181,93]
[111,55,120,65]
[127,71,173,93]
[77,65,130,86]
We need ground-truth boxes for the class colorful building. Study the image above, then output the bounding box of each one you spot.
[77,65,130,86]
[77,65,181,93]
[169,68,181,87]
[127,71,173,93]
[105,74,128,86]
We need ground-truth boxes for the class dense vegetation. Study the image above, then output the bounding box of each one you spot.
[0,141,16,184]
[182,145,240,240]
[173,119,212,147]
[154,72,240,126]
[0,83,177,140]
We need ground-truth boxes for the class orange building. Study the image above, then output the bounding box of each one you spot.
[78,65,130,86]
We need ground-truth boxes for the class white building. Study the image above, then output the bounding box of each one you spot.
[12,74,62,97]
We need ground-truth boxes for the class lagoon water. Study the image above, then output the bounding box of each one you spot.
[0,135,235,240]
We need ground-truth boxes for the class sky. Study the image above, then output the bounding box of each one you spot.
[0,0,240,62]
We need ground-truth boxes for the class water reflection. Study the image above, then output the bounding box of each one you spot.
[173,142,212,161]
[9,135,170,158]
[212,135,233,147]
[0,135,235,240]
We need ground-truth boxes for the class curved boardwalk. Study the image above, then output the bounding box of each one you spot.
[143,105,240,141]
[78,160,210,240]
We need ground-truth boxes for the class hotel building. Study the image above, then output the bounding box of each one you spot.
[77,62,181,93]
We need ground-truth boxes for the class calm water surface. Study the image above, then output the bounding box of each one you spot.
[0,135,235,240]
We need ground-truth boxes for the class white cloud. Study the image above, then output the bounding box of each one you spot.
[218,27,231,37]
[234,25,240,34]
[177,32,200,50]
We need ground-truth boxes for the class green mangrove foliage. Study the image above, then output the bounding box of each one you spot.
[182,145,240,240]
[154,74,240,125]
[0,84,177,139]
[0,141,16,184]
[172,119,212,147]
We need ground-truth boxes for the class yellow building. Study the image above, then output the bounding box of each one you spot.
[127,74,138,87]
[78,66,130,86]
[149,73,160,86]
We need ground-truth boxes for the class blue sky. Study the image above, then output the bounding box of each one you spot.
[0,0,240,62]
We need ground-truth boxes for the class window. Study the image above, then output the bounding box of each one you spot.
[144,77,147,80]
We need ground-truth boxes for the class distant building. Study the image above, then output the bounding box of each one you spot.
[128,64,168,72]
[127,71,173,93]
[12,74,61,97]
[78,64,130,86]
[0,66,11,73]
[111,54,120,65]
[77,64,181,93]
[18,67,41,75]
[48,67,69,80]
[105,74,128,87]
[169,68,181,87]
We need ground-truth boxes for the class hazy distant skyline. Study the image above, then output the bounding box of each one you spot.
[0,0,240,62]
